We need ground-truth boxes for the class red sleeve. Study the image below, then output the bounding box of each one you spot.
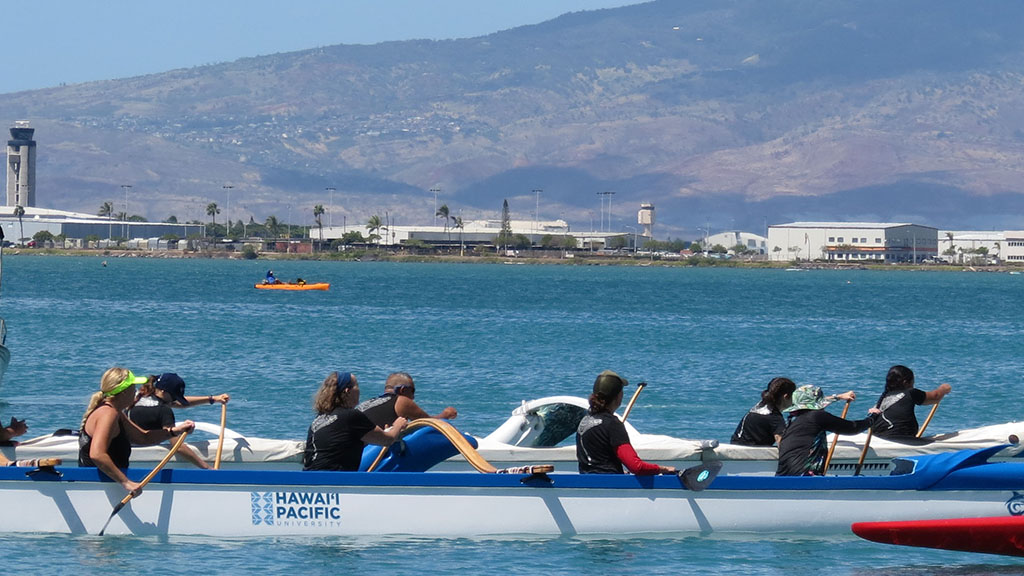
[615,443,662,475]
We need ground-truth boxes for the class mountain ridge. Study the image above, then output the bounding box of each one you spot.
[4,0,1024,235]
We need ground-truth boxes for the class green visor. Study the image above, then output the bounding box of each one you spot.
[105,370,149,397]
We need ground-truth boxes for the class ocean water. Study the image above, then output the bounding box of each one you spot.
[1,255,1022,574]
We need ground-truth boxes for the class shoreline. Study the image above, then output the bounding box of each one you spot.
[7,247,1021,272]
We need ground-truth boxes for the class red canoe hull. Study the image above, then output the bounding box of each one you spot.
[853,516,1024,557]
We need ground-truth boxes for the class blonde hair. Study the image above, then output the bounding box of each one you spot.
[312,371,358,414]
[80,367,131,430]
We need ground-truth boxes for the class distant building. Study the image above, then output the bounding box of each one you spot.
[768,222,938,262]
[1003,231,1024,262]
[319,218,632,250]
[705,231,766,254]
[0,205,203,245]
[937,230,1004,263]
[5,121,36,208]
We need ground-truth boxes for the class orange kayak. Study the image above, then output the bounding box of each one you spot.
[254,282,330,291]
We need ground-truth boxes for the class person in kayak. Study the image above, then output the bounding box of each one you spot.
[576,370,676,475]
[356,372,458,428]
[776,385,879,476]
[79,367,195,495]
[264,270,278,284]
[129,373,230,469]
[871,365,951,440]
[303,371,407,471]
[730,377,796,446]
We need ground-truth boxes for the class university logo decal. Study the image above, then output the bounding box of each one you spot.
[251,492,276,525]
[250,491,344,527]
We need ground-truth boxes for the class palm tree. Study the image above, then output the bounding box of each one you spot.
[436,204,450,242]
[453,215,465,256]
[945,231,954,263]
[98,202,114,219]
[313,204,325,245]
[264,215,280,238]
[13,205,24,246]
[366,214,382,246]
[206,202,220,228]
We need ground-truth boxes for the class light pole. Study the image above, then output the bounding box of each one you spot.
[223,185,233,237]
[326,187,336,228]
[121,184,132,240]
[430,187,440,225]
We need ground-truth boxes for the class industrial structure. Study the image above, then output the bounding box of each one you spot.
[5,121,35,208]
[767,222,938,263]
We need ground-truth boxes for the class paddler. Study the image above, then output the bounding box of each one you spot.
[870,365,951,440]
[776,385,879,476]
[129,373,230,469]
[303,371,406,471]
[356,371,457,428]
[575,370,676,475]
[79,367,195,495]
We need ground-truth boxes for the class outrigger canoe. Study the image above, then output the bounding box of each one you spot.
[0,442,1022,537]
[254,282,329,291]
[853,516,1024,557]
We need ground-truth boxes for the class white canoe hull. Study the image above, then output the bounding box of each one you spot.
[1,448,1021,537]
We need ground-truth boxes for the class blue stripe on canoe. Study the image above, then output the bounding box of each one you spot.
[2,445,1016,492]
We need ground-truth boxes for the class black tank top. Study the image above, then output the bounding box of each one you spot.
[79,410,132,469]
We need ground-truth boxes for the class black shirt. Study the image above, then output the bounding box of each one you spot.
[731,402,786,446]
[129,395,175,431]
[777,409,874,476]
[356,393,399,428]
[872,388,927,439]
[576,412,630,474]
[303,407,377,471]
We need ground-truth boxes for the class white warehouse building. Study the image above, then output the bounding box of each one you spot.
[768,222,938,263]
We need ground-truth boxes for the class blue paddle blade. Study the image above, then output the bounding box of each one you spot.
[678,460,722,491]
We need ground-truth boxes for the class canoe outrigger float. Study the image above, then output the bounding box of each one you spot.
[853,515,1024,557]
[1,422,1023,537]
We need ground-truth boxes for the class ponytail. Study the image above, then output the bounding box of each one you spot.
[80,390,106,430]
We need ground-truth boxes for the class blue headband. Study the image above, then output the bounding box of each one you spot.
[338,372,353,391]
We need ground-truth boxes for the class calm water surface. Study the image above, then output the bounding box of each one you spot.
[1,256,1022,574]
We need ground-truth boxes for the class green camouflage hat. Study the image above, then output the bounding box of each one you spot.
[784,384,834,412]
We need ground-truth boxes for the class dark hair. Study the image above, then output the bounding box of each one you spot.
[587,392,614,415]
[312,371,357,414]
[761,377,796,412]
[885,365,915,394]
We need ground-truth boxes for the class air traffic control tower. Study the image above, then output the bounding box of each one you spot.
[638,203,655,237]
[6,121,36,207]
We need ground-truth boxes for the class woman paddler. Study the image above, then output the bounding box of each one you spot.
[776,385,879,476]
[79,367,195,495]
[302,371,407,471]
[575,370,676,475]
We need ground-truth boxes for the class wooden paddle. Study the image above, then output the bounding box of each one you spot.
[98,431,189,536]
[620,381,647,423]
[822,399,851,475]
[214,403,227,469]
[917,400,941,438]
[853,428,873,476]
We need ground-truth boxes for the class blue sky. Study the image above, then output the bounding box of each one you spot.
[1,0,640,94]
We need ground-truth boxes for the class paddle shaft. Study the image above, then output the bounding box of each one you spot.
[917,401,941,438]
[98,431,190,535]
[620,381,647,423]
[214,403,227,469]
[853,428,873,476]
[822,399,851,475]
